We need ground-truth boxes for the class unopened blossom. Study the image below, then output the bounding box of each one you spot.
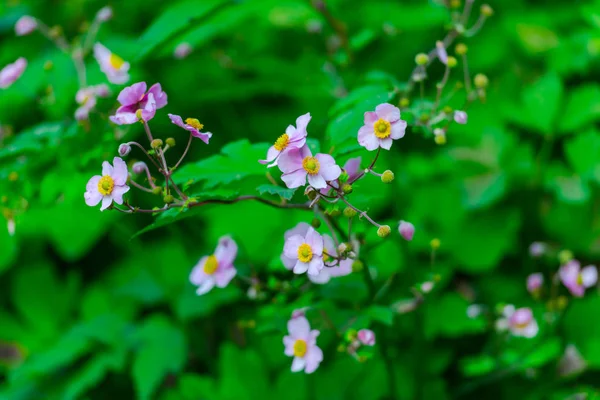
[94,43,130,84]
[96,6,113,22]
[307,234,352,284]
[132,161,148,175]
[496,305,538,338]
[529,242,546,257]
[421,281,434,293]
[358,103,407,151]
[74,84,110,120]
[15,16,37,36]
[168,114,212,144]
[559,260,597,297]
[526,273,544,294]
[357,329,376,346]
[174,42,192,59]
[454,110,468,124]
[283,316,323,374]
[189,236,238,295]
[84,157,130,211]
[259,113,310,167]
[110,82,167,124]
[466,304,483,319]
[278,145,341,190]
[118,143,131,156]
[0,58,27,89]
[282,225,324,276]
[436,40,448,64]
[398,220,415,241]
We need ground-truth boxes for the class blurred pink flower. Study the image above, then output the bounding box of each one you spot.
[436,40,448,64]
[528,242,546,257]
[259,113,310,167]
[110,82,167,124]
[496,305,538,338]
[560,260,597,297]
[454,110,468,124]
[282,225,324,276]
[398,220,415,241]
[189,236,238,295]
[75,84,110,120]
[168,114,212,144]
[15,16,37,36]
[357,329,376,346]
[94,43,129,84]
[283,316,323,374]
[174,42,193,59]
[84,157,130,211]
[0,58,27,89]
[96,6,113,22]
[358,103,407,151]
[278,145,341,189]
[526,273,544,294]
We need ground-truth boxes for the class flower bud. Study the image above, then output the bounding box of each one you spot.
[454,110,468,125]
[166,137,176,147]
[343,207,357,218]
[556,295,568,310]
[163,194,175,204]
[337,242,348,254]
[421,281,434,293]
[151,139,163,149]
[381,170,394,184]
[480,4,494,17]
[450,0,461,8]
[8,171,18,182]
[15,16,37,36]
[96,6,113,22]
[305,187,317,200]
[342,184,353,194]
[174,42,193,59]
[399,97,410,108]
[311,217,321,229]
[344,329,358,342]
[415,53,429,65]
[419,113,430,123]
[339,171,349,183]
[434,129,446,145]
[558,249,573,265]
[528,242,546,258]
[430,238,441,250]
[48,25,62,39]
[474,73,489,89]
[118,143,131,156]
[152,186,162,195]
[526,273,544,294]
[357,329,376,346]
[43,60,53,71]
[455,43,468,55]
[446,56,457,68]
[377,225,391,238]
[398,220,415,241]
[352,260,364,272]
[132,161,147,174]
[327,208,341,217]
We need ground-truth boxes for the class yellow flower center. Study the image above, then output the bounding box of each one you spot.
[373,118,391,139]
[297,243,313,263]
[577,273,583,286]
[274,133,290,151]
[109,53,125,69]
[323,252,331,263]
[203,255,219,275]
[97,176,114,196]
[185,118,204,131]
[302,156,320,175]
[293,339,307,357]
[514,321,529,329]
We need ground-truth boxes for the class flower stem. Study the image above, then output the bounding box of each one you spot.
[173,133,193,171]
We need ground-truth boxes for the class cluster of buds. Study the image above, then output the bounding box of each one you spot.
[340,329,376,362]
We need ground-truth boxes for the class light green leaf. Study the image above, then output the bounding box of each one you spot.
[424,293,487,339]
[560,84,600,132]
[365,305,394,326]
[521,73,563,135]
[515,23,559,54]
[256,184,297,200]
[460,355,497,377]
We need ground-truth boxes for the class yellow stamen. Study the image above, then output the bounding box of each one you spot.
[293,339,307,357]
[297,243,313,263]
[323,252,331,263]
[109,53,125,69]
[577,274,583,286]
[97,176,114,196]
[274,133,290,151]
[373,118,391,139]
[185,118,204,131]
[203,255,219,275]
[302,156,320,175]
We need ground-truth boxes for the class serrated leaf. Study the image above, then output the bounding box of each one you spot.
[256,184,297,200]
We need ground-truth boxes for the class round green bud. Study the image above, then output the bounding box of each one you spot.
[556,295,569,310]
[474,73,489,89]
[455,43,468,55]
[165,137,176,147]
[163,194,175,204]
[558,249,574,265]
[446,56,457,68]
[151,139,163,149]
[343,207,357,218]
[337,344,347,353]
[480,4,493,17]
[328,209,342,217]
[377,225,391,238]
[434,133,447,145]
[430,238,441,249]
[415,53,429,66]
[450,0,461,8]
[339,171,349,183]
[342,184,353,194]
[152,186,162,195]
[306,188,318,200]
[352,260,364,272]
[399,97,410,108]
[443,106,453,114]
[381,170,394,184]
[311,217,321,229]
[345,329,358,342]
[419,113,430,123]
[43,60,54,71]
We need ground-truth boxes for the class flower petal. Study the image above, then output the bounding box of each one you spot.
[291,357,306,372]
[214,267,236,288]
[308,269,331,284]
[100,196,113,211]
[284,222,311,240]
[117,81,147,106]
[284,235,304,258]
[390,119,407,140]
[581,265,598,288]
[379,137,393,150]
[364,111,378,125]
[259,146,279,165]
[307,173,326,189]
[195,279,215,295]
[215,235,238,267]
[287,316,311,338]
[375,103,400,122]
[147,83,168,109]
[111,184,129,205]
[305,228,323,255]
[358,125,379,151]
[189,257,208,285]
[112,157,128,185]
[307,258,324,276]
[283,336,295,356]
[304,346,323,374]
[293,260,309,274]
[281,169,307,189]
[278,148,304,173]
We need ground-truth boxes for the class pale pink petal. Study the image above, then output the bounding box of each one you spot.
[111,157,128,185]
[290,112,311,141]
[281,254,296,270]
[283,336,295,356]
[322,235,336,259]
[521,320,539,338]
[84,176,102,207]
[304,346,323,374]
[343,157,362,180]
[526,273,544,293]
[436,41,448,65]
[364,111,378,125]
[358,126,379,151]
[147,83,167,109]
[308,269,331,284]
[357,329,376,346]
[101,161,113,177]
[214,236,238,267]
[390,120,407,139]
[191,130,212,144]
[117,82,146,106]
[214,267,236,288]
[100,196,112,211]
[307,258,324,276]
[287,316,311,338]
[278,148,304,173]
[140,92,156,122]
[305,228,323,255]
[375,103,400,122]
[284,235,304,259]
[109,112,138,125]
[315,153,341,182]
[398,220,415,241]
[259,146,279,165]
[291,357,306,372]
[284,222,311,240]
[379,137,393,150]
[0,57,27,89]
[281,169,307,189]
[329,259,352,277]
[509,308,532,327]
[560,261,583,296]
[581,266,598,288]
[189,258,208,285]
[307,173,326,189]
[293,260,309,274]
[111,185,129,205]
[195,279,215,295]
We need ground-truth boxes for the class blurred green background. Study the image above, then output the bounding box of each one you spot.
[2,0,600,399]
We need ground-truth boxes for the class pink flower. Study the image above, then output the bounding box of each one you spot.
[283,225,324,276]
[307,234,353,284]
[526,273,544,294]
[358,103,407,151]
[174,42,193,59]
[398,220,415,241]
[96,6,113,22]
[110,82,167,124]
[84,157,130,211]
[496,305,538,338]
[259,113,310,167]
[291,307,309,319]
[189,236,238,295]
[283,316,323,374]
[93,43,130,84]
[357,329,376,346]
[168,114,212,144]
[15,16,37,36]
[75,84,110,121]
[278,145,341,190]
[454,110,468,124]
[0,58,27,89]
[559,260,597,297]
[436,41,448,64]
[529,242,546,257]
[320,156,362,196]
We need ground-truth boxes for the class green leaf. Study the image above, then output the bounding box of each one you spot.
[522,338,562,369]
[462,172,506,209]
[256,184,297,200]
[176,374,216,400]
[0,122,67,161]
[515,23,559,54]
[218,343,269,400]
[460,355,497,377]
[174,139,269,189]
[132,315,187,400]
[365,305,394,326]
[560,84,600,132]
[424,293,487,339]
[564,130,600,181]
[62,350,126,400]
[176,285,242,321]
[521,73,563,135]
[0,217,17,275]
